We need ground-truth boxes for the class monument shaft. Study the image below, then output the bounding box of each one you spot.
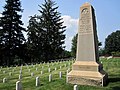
[77,3,98,61]
[67,2,107,86]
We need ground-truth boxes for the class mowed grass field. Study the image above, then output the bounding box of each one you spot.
[0,58,120,90]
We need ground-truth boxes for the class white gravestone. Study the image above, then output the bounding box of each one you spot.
[74,85,78,90]
[16,81,22,90]
[49,74,52,82]
[36,77,40,86]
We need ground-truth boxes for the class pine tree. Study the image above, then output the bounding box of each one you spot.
[39,0,66,61]
[71,34,78,58]
[0,0,26,66]
[27,15,46,63]
[27,0,66,62]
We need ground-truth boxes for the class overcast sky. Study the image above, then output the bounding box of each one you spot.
[0,0,120,51]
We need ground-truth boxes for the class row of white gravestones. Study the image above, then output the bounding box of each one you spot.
[1,64,71,77]
[0,61,71,72]
[16,74,68,90]
[48,68,51,73]
[3,69,70,89]
[1,61,72,77]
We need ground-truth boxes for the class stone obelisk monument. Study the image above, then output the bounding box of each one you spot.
[67,2,107,86]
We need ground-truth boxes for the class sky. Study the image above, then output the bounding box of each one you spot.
[0,0,120,51]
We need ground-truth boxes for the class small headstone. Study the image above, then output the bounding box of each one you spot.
[36,77,40,86]
[66,70,69,74]
[36,68,38,71]
[64,64,66,67]
[31,72,34,77]
[42,66,44,69]
[60,66,61,69]
[19,74,22,79]
[9,72,12,76]
[49,74,52,82]
[59,71,62,79]
[16,81,22,90]
[48,68,51,73]
[41,71,43,75]
[33,65,35,68]
[3,78,7,83]
[74,85,78,90]
[20,70,22,74]
[54,67,56,71]
[3,71,6,74]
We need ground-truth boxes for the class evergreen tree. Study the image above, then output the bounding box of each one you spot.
[27,0,66,62]
[27,15,46,63]
[105,30,120,55]
[0,0,26,66]
[71,34,78,58]
[39,0,66,61]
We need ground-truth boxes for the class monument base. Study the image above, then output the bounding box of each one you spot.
[67,61,108,86]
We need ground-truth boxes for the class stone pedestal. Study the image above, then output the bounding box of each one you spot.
[67,61,108,86]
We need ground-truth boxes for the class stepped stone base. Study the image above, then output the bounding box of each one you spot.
[67,61,108,86]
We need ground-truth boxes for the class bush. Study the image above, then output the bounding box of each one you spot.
[111,51,120,57]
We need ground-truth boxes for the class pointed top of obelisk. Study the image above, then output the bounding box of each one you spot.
[81,2,91,7]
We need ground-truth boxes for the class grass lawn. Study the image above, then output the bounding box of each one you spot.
[0,58,120,90]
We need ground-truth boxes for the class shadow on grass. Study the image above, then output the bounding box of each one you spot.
[112,87,120,90]
[108,77,120,90]
[109,77,120,82]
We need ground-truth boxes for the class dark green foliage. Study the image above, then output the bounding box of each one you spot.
[62,50,72,58]
[0,0,26,66]
[27,0,66,62]
[105,30,120,55]
[71,34,78,58]
[27,15,46,62]
[111,51,120,57]
[99,48,105,56]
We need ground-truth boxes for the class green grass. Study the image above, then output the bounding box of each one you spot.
[0,58,120,90]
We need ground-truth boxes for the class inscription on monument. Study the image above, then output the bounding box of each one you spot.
[79,8,92,34]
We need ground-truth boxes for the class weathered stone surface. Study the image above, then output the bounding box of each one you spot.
[67,2,107,86]
[72,61,103,72]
